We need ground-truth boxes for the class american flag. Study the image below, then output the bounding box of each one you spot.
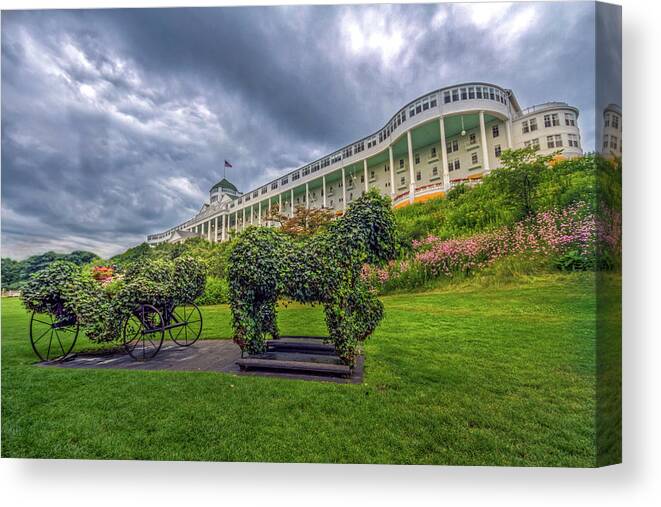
[224,160,233,168]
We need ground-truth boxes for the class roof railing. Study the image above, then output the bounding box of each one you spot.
[515,101,573,118]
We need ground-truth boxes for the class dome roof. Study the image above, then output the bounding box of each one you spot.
[210,178,238,193]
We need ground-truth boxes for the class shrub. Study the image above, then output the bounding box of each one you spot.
[195,276,229,305]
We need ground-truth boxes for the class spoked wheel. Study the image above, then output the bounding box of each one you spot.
[122,304,164,361]
[30,311,79,362]
[169,303,203,347]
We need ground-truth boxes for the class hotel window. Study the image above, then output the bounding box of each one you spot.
[370,170,375,179]
[432,166,439,177]
[522,121,529,134]
[415,153,420,164]
[565,113,576,126]
[547,134,562,148]
[471,152,479,165]
[252,191,258,198]
[489,88,495,100]
[271,182,278,190]
[422,98,430,111]
[476,87,483,99]
[603,135,609,150]
[492,125,500,138]
[399,159,405,169]
[552,113,560,126]
[469,133,477,145]
[568,133,579,148]
[416,171,421,181]
[431,147,437,158]
[416,101,422,114]
[612,115,619,129]
[261,187,267,195]
[468,86,475,99]
[454,159,461,171]
[461,87,468,100]
[400,176,406,186]
[452,89,459,102]
[444,91,451,104]
[604,114,610,128]
[531,138,540,150]
[494,144,502,157]
[292,172,300,181]
[530,118,538,131]
[610,136,618,150]
[281,177,288,185]
[430,96,437,108]
[447,139,459,153]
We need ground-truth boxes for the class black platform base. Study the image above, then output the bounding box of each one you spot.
[236,336,363,382]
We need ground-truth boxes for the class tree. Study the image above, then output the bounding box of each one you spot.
[65,250,99,266]
[265,203,337,238]
[489,147,557,218]
[1,258,23,289]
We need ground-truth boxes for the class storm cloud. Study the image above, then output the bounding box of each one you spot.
[1,2,597,259]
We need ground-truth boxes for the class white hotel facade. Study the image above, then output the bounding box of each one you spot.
[147,82,583,245]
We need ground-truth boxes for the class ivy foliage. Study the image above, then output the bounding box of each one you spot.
[228,189,396,365]
[21,256,206,343]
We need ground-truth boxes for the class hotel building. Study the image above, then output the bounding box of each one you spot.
[147,82,583,244]
[601,103,622,158]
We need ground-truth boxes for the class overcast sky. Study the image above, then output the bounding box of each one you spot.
[1,2,598,259]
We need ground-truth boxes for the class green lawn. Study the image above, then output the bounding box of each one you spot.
[2,273,601,465]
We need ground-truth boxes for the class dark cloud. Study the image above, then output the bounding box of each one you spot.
[1,2,596,259]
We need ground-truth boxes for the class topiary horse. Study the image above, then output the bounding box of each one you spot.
[227,189,397,365]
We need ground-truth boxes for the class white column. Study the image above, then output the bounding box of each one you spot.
[279,193,282,216]
[363,159,369,193]
[268,198,272,226]
[214,216,219,242]
[322,175,327,208]
[250,205,254,225]
[305,182,309,209]
[479,111,491,172]
[207,220,212,241]
[258,201,262,225]
[388,146,395,197]
[221,214,226,241]
[341,167,347,211]
[290,188,294,217]
[242,208,246,230]
[235,211,238,232]
[505,119,513,149]
[407,129,416,204]
[440,116,449,189]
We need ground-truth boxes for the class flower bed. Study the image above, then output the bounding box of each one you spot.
[363,202,610,290]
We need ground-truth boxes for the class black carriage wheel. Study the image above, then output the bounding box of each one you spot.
[122,304,164,361]
[169,303,203,347]
[29,311,79,362]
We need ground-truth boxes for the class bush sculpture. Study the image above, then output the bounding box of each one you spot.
[228,189,397,365]
[21,255,206,344]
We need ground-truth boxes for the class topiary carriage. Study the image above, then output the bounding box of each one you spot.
[21,256,206,362]
[228,189,397,366]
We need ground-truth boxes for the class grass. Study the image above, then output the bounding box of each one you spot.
[1,272,605,466]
